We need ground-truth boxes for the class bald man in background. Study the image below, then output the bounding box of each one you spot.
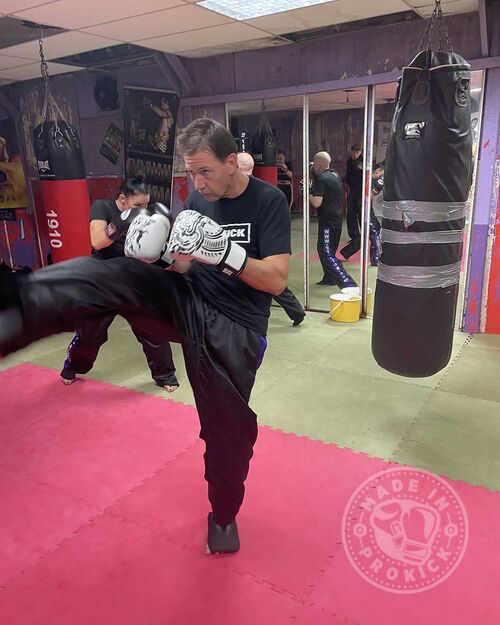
[310,151,356,288]
[237,152,305,326]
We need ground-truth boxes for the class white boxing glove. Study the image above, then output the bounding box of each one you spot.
[167,210,247,278]
[124,212,173,267]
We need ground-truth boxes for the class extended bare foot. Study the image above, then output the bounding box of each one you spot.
[164,384,179,393]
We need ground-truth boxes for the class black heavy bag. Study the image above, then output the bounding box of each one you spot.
[252,110,277,185]
[33,120,91,262]
[371,49,472,377]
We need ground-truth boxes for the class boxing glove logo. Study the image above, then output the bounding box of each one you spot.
[371,499,439,564]
[342,467,468,593]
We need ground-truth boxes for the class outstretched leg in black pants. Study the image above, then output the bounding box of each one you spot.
[0,257,266,553]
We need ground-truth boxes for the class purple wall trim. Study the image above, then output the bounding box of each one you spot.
[464,67,500,333]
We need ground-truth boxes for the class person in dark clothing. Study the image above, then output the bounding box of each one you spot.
[237,151,305,326]
[340,148,382,266]
[0,119,292,555]
[277,148,293,210]
[60,176,179,391]
[340,144,363,260]
[310,151,357,288]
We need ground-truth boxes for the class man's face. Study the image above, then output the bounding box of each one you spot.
[184,150,237,201]
[119,192,150,211]
[373,167,384,179]
[351,149,361,160]
[277,153,286,165]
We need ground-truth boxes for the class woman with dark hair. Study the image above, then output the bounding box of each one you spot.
[60,175,179,391]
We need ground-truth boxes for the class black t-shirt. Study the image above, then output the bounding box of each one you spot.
[184,176,291,335]
[89,199,125,260]
[311,169,344,223]
[277,160,293,185]
[345,157,363,197]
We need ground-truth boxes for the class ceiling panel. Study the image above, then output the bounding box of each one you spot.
[82,5,234,42]
[0,60,80,80]
[0,53,34,69]
[0,0,57,14]
[13,0,185,30]
[138,21,271,54]
[0,31,117,60]
[245,0,409,36]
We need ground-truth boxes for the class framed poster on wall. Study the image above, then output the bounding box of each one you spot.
[124,86,180,206]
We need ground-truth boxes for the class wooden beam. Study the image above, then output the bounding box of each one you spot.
[153,52,181,95]
[478,0,489,57]
[161,53,197,97]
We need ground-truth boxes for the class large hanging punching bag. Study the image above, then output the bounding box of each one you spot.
[252,104,277,185]
[32,32,90,263]
[371,4,472,377]
[34,120,91,263]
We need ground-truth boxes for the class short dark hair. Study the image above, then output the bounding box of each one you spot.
[351,144,361,152]
[374,162,385,171]
[119,174,148,197]
[177,118,237,163]
[277,148,286,155]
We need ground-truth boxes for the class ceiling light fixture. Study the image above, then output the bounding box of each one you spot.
[197,0,335,21]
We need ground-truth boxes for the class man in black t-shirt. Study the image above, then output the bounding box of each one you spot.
[310,151,357,288]
[60,176,179,392]
[0,119,291,555]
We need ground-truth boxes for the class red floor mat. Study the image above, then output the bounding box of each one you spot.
[0,364,498,624]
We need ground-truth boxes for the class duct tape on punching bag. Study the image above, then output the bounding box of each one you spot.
[32,30,91,263]
[252,104,277,185]
[371,4,473,377]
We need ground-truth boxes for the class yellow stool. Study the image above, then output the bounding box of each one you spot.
[329,294,361,323]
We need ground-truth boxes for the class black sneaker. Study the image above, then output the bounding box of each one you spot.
[316,279,335,286]
[206,512,240,554]
[60,367,76,385]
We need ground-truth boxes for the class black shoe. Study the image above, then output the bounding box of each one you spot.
[207,512,240,554]
[316,279,335,286]
[60,367,76,385]
[292,314,305,326]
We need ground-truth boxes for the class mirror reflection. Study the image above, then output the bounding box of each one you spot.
[307,87,367,311]
[227,96,305,325]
